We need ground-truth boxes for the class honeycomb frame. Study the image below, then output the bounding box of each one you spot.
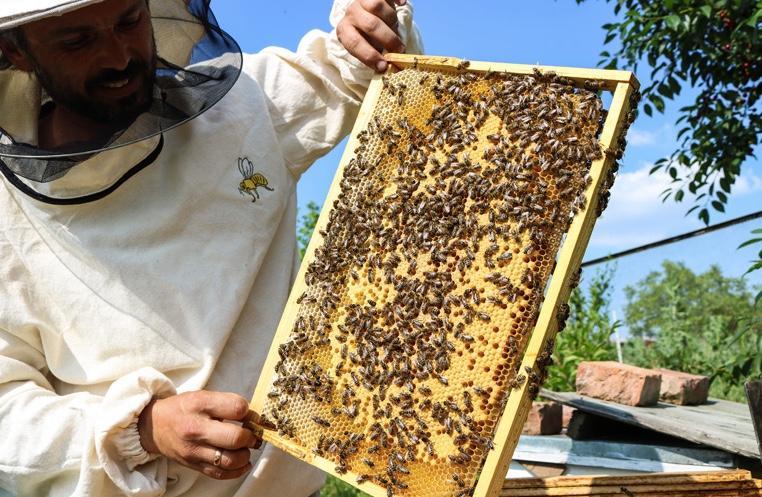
[250,54,639,497]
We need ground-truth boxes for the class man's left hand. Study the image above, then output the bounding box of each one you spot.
[337,0,408,73]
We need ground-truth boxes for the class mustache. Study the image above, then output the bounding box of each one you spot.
[86,59,151,89]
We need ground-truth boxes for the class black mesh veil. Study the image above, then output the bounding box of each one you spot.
[0,0,242,188]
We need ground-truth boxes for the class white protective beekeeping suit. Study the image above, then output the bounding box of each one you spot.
[0,1,423,496]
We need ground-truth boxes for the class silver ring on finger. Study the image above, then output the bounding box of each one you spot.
[213,449,223,467]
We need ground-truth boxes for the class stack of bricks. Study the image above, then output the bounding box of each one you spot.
[575,362,710,407]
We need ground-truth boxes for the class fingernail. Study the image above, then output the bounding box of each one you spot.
[376,60,388,73]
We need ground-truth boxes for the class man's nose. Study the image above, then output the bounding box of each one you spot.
[96,32,132,72]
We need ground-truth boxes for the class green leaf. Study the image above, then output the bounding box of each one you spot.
[685,205,701,217]
[744,261,762,277]
[674,190,684,202]
[738,238,762,249]
[711,200,725,213]
[658,83,672,99]
[719,177,732,193]
[650,95,666,113]
[700,5,711,17]
[643,103,653,117]
[668,76,682,95]
[666,14,681,30]
[699,208,710,225]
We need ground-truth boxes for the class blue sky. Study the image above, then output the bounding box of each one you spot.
[212,1,761,326]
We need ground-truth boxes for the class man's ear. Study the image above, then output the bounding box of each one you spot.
[0,37,34,72]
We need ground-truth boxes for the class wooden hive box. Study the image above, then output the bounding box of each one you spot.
[249,54,640,497]
[501,469,762,496]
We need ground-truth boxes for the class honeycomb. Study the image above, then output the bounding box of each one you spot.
[257,62,636,497]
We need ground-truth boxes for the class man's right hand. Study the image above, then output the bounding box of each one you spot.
[138,391,262,480]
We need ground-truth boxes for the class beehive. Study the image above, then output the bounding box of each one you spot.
[250,55,640,497]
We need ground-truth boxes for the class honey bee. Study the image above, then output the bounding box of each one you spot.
[237,158,273,202]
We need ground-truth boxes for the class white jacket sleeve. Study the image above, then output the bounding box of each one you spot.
[0,323,176,497]
[244,0,424,178]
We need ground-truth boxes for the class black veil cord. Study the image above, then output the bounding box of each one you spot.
[0,135,164,205]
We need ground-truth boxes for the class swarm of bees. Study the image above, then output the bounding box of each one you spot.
[261,63,638,497]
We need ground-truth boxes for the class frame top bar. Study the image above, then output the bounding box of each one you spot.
[385,53,640,92]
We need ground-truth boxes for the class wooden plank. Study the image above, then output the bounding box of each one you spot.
[501,481,759,497]
[500,470,762,497]
[502,470,752,489]
[500,487,760,497]
[384,53,640,91]
[677,399,755,420]
[541,390,759,459]
[474,81,637,497]
[746,380,762,461]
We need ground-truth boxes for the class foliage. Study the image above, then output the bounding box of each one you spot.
[739,227,762,304]
[573,0,761,225]
[320,476,368,497]
[545,266,619,392]
[622,261,761,401]
[297,201,321,260]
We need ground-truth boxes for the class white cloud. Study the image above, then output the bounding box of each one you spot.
[625,124,674,147]
[600,163,690,221]
[588,163,762,253]
[627,129,657,146]
[734,171,762,195]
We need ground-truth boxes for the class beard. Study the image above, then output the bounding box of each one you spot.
[29,43,157,127]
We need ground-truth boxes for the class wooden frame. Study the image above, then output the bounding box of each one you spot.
[250,54,640,497]
[501,470,762,497]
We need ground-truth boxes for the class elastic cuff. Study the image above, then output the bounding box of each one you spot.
[116,417,161,471]
[94,367,176,496]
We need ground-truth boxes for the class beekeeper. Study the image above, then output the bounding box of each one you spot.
[0,0,422,495]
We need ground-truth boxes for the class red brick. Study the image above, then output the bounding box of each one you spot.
[658,368,711,405]
[576,361,662,407]
[522,401,563,435]
[562,405,576,431]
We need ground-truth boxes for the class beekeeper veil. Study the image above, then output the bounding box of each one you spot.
[0,0,242,204]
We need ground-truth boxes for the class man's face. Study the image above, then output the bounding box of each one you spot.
[14,0,156,126]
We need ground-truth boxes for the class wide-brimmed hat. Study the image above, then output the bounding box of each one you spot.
[0,0,242,204]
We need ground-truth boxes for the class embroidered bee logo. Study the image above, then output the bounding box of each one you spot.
[237,157,273,203]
